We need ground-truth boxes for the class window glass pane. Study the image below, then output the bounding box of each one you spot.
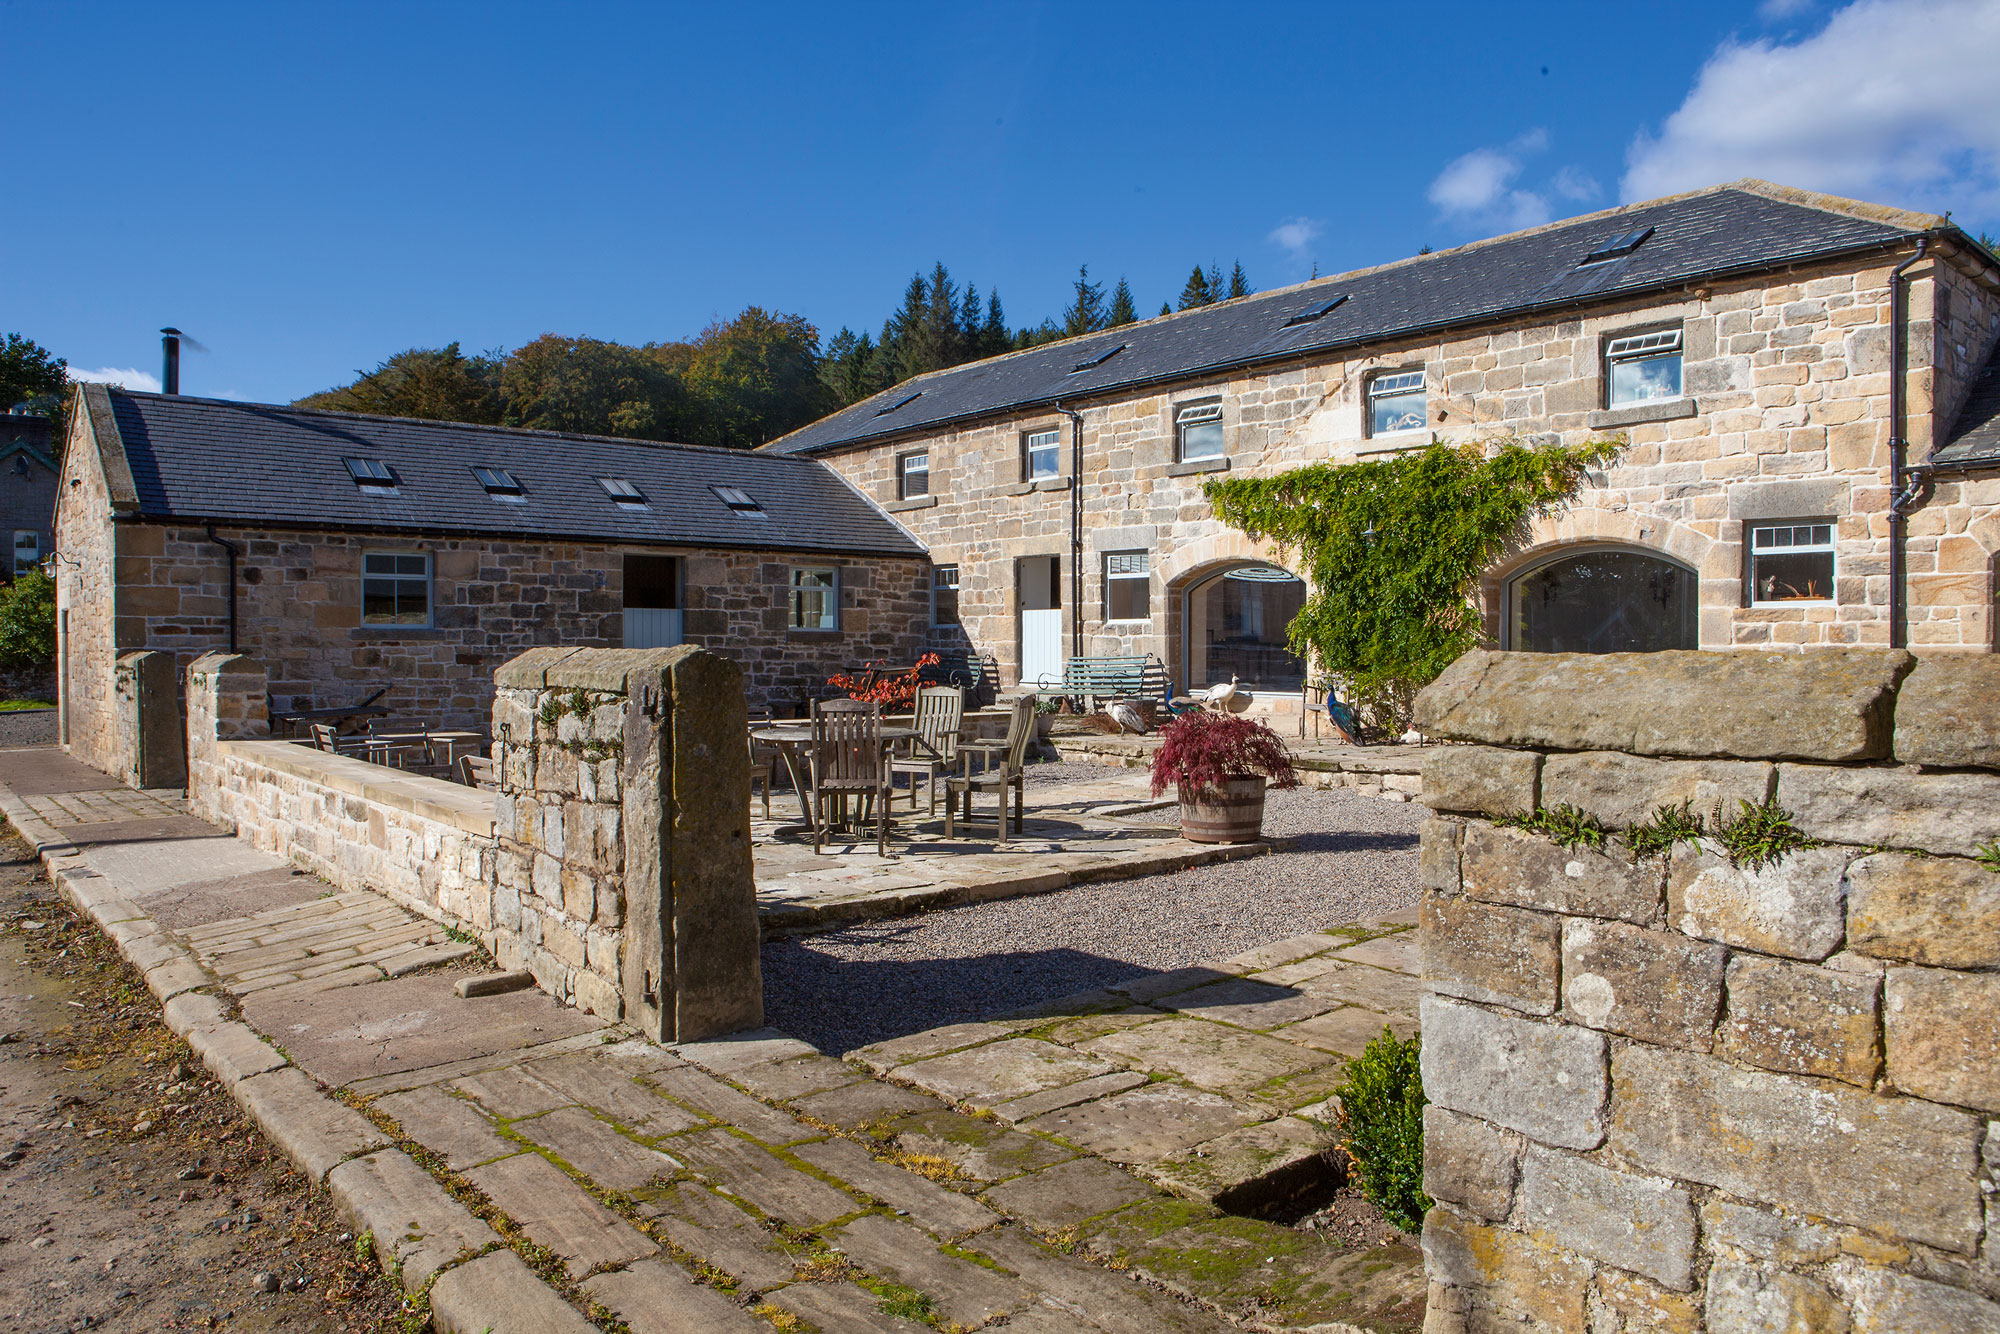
[1511,551,1695,652]
[902,454,929,497]
[1180,419,1225,460]
[792,569,836,629]
[1107,557,1150,621]
[1609,353,1682,404]
[362,579,399,622]
[397,555,428,575]
[1106,552,1146,577]
[1188,567,1307,689]
[932,564,959,626]
[1753,549,1834,602]
[1370,388,1426,435]
[1026,430,1060,478]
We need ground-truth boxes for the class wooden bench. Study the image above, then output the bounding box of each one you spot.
[1060,654,1171,713]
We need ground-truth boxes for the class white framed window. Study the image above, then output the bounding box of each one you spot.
[1024,429,1061,480]
[900,452,930,500]
[1750,522,1835,605]
[1105,550,1150,621]
[1606,329,1683,405]
[932,564,960,626]
[13,530,39,577]
[1366,371,1426,436]
[362,551,432,627]
[1176,401,1224,461]
[790,566,838,631]
[597,476,648,509]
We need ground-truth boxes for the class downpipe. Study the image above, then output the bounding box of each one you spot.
[1056,402,1085,658]
[1885,238,1930,650]
[205,525,240,654]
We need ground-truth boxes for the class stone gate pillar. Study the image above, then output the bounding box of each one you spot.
[114,649,188,790]
[493,646,761,1043]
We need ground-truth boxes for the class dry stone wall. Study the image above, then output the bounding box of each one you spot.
[1412,648,2000,1333]
[185,646,761,1043]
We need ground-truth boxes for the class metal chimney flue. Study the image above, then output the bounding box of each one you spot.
[161,328,182,395]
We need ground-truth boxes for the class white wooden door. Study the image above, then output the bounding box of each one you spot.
[1021,609,1063,688]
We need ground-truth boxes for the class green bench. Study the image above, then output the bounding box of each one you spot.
[1059,654,1171,713]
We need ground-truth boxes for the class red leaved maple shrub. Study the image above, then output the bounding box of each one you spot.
[826,653,943,710]
[1149,711,1299,798]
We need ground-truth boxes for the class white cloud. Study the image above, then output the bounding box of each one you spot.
[68,366,162,392]
[1622,0,2000,220]
[1267,216,1324,263]
[1427,129,1599,233]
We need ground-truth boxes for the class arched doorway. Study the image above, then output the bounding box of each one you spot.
[1182,562,1308,691]
[1506,546,1696,653]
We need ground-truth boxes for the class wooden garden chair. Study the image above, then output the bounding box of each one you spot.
[945,694,1036,844]
[889,685,962,815]
[810,698,892,856]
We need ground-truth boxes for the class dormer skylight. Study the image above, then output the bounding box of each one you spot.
[596,476,648,509]
[471,465,524,500]
[1069,344,1126,374]
[342,457,397,492]
[1579,226,1655,266]
[712,484,767,518]
[1284,294,1348,327]
[876,391,922,416]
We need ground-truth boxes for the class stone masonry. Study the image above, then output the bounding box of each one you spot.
[1412,648,2000,1333]
[186,646,762,1043]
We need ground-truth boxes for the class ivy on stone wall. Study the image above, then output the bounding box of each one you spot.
[1203,436,1621,730]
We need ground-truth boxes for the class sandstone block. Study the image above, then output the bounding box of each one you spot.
[1515,1145,1696,1290]
[1421,891,1560,1015]
[1884,965,2000,1114]
[1413,648,1908,761]
[1420,746,1540,816]
[1462,823,1662,925]
[1419,818,1464,893]
[1666,845,1848,960]
[1705,1262,1852,1334]
[1421,1208,1593,1333]
[1828,1263,2000,1334]
[1893,654,2000,769]
[1420,996,1608,1149]
[1539,751,1771,831]
[1721,955,1880,1085]
[1421,1106,1518,1221]
[1701,1200,1840,1264]
[1609,1045,1983,1253]
[1777,763,2000,859]
[1560,919,1725,1050]
[429,1248,596,1334]
[1846,852,2000,968]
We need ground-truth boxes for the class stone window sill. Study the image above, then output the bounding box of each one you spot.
[1167,457,1230,477]
[885,495,937,512]
[1001,477,1072,496]
[350,626,449,641]
[1587,398,1697,429]
[786,628,843,640]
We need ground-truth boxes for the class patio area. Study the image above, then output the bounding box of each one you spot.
[752,764,1282,933]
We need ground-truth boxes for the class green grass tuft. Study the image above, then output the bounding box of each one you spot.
[1709,797,1818,872]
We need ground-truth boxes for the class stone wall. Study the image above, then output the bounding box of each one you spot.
[54,389,124,771]
[1411,648,2000,1332]
[813,241,2000,685]
[106,523,930,737]
[185,646,761,1042]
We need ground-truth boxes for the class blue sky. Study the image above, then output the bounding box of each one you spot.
[7,0,1998,404]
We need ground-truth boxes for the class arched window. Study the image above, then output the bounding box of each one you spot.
[1184,563,1308,690]
[1506,546,1696,654]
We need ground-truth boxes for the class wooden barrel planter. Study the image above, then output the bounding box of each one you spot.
[1177,776,1268,844]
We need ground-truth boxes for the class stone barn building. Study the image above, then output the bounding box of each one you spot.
[1,408,57,585]
[764,180,2000,722]
[51,385,929,777]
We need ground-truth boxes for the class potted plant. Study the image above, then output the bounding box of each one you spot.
[1150,711,1299,843]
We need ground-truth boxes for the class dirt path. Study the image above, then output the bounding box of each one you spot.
[0,828,406,1334]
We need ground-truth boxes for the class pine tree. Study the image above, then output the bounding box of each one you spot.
[980,291,1011,358]
[1159,301,1173,317]
[1062,265,1108,337]
[1206,263,1225,301]
[959,283,984,348]
[818,328,887,406]
[1177,265,1216,311]
[1107,278,1137,327]
[1228,261,1251,299]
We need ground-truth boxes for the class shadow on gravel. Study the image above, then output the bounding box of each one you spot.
[1280,829,1420,855]
[762,933,1150,1054]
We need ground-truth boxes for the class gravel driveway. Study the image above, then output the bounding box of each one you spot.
[763,766,1425,1055]
[0,709,57,750]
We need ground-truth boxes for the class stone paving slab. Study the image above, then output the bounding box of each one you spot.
[326,1147,503,1292]
[669,1128,862,1226]
[643,1064,825,1145]
[232,1066,392,1183]
[891,1106,1077,1182]
[517,1105,682,1193]
[1080,1016,1338,1097]
[429,1248,597,1334]
[898,1035,1119,1107]
[639,1183,798,1291]
[830,1212,1030,1327]
[791,1135,1001,1239]
[762,1281,934,1334]
[520,1051,705,1137]
[980,1155,1158,1231]
[464,1152,657,1278]
[581,1259,767,1333]
[374,1083,516,1170]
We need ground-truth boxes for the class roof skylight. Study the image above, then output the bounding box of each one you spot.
[1284,294,1348,327]
[596,476,648,509]
[875,391,922,416]
[1579,226,1655,266]
[1069,344,1126,374]
[471,465,524,500]
[342,457,397,491]
[712,484,767,518]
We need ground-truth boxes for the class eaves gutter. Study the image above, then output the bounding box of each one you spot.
[783,232,1964,459]
[107,511,927,562]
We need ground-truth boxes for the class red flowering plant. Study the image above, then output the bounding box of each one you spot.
[826,653,943,710]
[1149,711,1300,798]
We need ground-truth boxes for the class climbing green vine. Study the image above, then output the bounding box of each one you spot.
[1203,435,1621,730]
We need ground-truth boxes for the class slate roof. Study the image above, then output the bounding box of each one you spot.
[101,390,924,557]
[766,181,1948,457]
[1934,343,2000,470]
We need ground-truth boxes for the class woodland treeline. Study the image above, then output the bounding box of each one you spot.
[293,260,1253,449]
